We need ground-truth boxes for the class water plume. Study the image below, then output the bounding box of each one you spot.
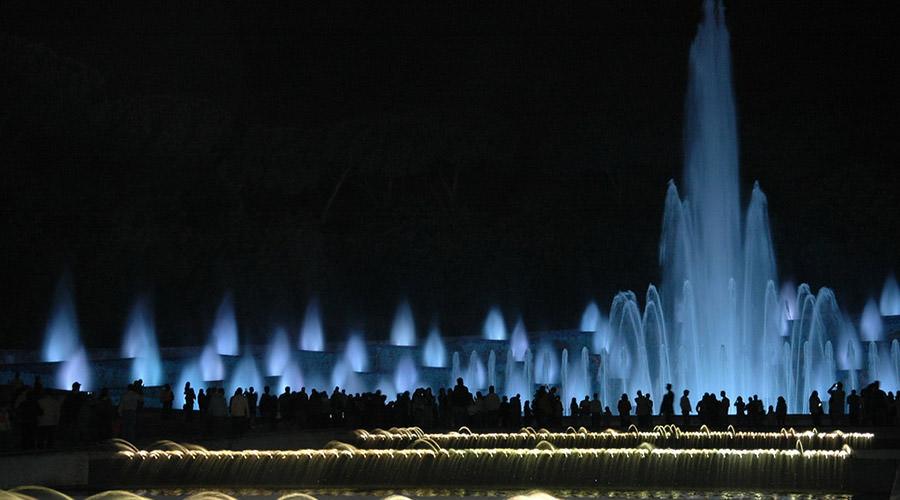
[483,306,507,340]
[210,294,238,356]
[122,297,163,385]
[423,325,446,367]
[880,274,900,315]
[300,298,324,351]
[860,298,884,341]
[394,354,418,393]
[509,317,529,362]
[390,300,416,346]
[265,327,291,376]
[43,275,82,363]
[344,331,369,372]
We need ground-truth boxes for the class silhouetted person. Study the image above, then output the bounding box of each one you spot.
[119,384,140,441]
[18,389,42,449]
[847,389,861,425]
[570,397,579,419]
[590,393,602,429]
[617,393,632,429]
[828,382,845,426]
[734,396,746,427]
[809,390,824,428]
[260,386,277,430]
[160,384,174,420]
[230,387,249,437]
[680,390,691,427]
[247,387,258,425]
[719,391,730,423]
[660,384,675,424]
[775,396,787,428]
[183,382,196,422]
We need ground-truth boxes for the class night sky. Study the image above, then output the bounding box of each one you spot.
[1,1,898,349]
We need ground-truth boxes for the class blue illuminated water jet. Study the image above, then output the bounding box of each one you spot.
[300,298,325,351]
[423,325,447,367]
[881,274,900,316]
[229,351,262,393]
[394,354,418,393]
[200,344,224,381]
[483,306,506,340]
[390,300,416,346]
[466,350,486,389]
[43,276,82,363]
[509,317,529,362]
[344,331,368,372]
[211,294,239,356]
[580,301,600,332]
[122,297,163,386]
[861,298,884,342]
[266,327,291,376]
[279,361,304,391]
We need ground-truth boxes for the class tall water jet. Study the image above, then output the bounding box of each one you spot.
[300,298,324,351]
[881,274,900,315]
[210,294,239,356]
[265,327,291,376]
[344,331,368,372]
[509,317,529,361]
[43,276,82,363]
[423,325,447,367]
[860,298,884,341]
[122,297,163,386]
[394,354,418,393]
[483,306,507,340]
[390,300,416,346]
[655,0,785,402]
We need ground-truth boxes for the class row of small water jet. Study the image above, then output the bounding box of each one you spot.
[353,427,873,451]
[110,442,852,490]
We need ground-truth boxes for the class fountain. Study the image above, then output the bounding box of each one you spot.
[20,0,900,416]
[122,297,163,386]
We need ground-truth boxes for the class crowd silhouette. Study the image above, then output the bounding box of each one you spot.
[0,371,897,452]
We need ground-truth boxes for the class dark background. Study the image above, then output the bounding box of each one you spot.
[1,1,898,349]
